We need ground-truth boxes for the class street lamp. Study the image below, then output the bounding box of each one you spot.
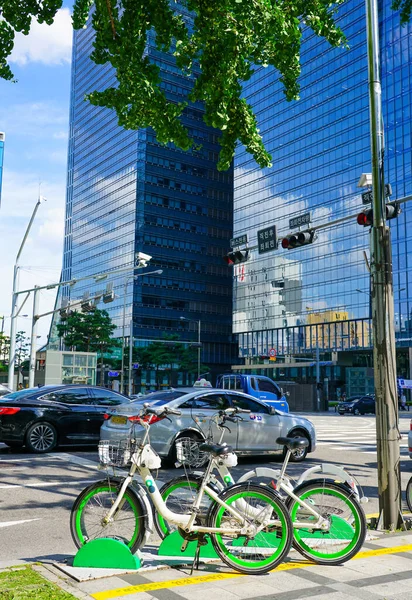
[180,316,201,380]
[120,269,163,394]
[8,195,45,390]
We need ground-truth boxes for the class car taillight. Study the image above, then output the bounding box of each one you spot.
[410,421,412,431]
[0,407,21,415]
[103,413,110,420]
[128,414,161,424]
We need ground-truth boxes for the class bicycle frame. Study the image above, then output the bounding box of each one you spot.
[102,419,282,537]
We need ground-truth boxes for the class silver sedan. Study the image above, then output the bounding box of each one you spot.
[100,388,316,463]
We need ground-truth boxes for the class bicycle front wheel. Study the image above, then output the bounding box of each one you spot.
[70,479,146,554]
[208,483,293,575]
[286,480,366,565]
[406,476,412,512]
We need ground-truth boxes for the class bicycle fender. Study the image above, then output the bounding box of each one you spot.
[237,467,281,482]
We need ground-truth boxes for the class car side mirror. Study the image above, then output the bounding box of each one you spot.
[280,388,290,397]
[270,406,276,415]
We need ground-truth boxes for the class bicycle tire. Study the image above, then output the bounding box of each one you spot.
[154,475,222,539]
[70,478,146,554]
[286,479,366,565]
[207,482,293,575]
[406,476,412,512]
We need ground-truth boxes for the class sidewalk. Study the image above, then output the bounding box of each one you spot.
[15,530,412,600]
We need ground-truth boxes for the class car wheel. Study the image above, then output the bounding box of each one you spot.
[284,430,309,463]
[166,431,204,467]
[354,408,360,416]
[25,422,57,453]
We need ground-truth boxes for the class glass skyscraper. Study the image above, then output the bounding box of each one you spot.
[232,2,412,397]
[0,132,4,207]
[54,4,236,384]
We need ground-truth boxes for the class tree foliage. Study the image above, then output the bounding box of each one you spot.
[0,1,410,169]
[56,308,118,354]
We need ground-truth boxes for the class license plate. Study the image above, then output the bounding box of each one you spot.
[111,416,127,425]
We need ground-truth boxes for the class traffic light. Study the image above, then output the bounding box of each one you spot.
[59,298,72,320]
[81,292,96,313]
[102,282,115,304]
[357,202,401,226]
[281,230,315,250]
[224,249,250,265]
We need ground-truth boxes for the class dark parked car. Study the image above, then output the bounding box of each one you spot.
[0,385,130,453]
[338,395,375,416]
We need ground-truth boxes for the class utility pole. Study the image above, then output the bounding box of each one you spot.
[365,0,402,529]
[28,286,40,388]
[8,196,45,390]
[128,319,133,397]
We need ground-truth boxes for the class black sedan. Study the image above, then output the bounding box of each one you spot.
[338,395,376,416]
[0,385,130,453]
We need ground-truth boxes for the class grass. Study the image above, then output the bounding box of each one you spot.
[0,566,77,599]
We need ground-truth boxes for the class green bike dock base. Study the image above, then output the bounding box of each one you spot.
[73,538,141,569]
[158,531,219,559]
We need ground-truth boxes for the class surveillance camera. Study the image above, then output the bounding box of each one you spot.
[137,252,152,262]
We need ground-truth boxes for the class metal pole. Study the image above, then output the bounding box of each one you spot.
[315,345,320,411]
[8,197,43,390]
[365,0,402,529]
[28,286,40,388]
[120,277,129,394]
[197,320,201,380]
[128,319,133,397]
[8,266,20,390]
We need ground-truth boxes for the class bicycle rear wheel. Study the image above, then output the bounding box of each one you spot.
[70,479,146,554]
[406,476,412,512]
[208,483,292,575]
[286,480,366,565]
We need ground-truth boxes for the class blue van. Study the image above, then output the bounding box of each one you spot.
[216,374,289,412]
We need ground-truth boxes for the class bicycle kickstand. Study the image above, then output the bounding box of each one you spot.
[190,534,207,575]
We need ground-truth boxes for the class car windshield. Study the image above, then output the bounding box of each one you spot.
[130,391,187,406]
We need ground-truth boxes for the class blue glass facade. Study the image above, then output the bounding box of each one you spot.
[233,2,412,379]
[0,132,4,207]
[54,5,236,378]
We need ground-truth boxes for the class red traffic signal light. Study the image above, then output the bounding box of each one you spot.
[281,230,315,250]
[357,209,373,226]
[357,202,400,226]
[224,249,250,265]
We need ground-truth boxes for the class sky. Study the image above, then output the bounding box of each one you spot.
[0,7,73,348]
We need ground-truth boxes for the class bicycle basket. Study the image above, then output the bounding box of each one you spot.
[175,437,208,468]
[98,439,138,467]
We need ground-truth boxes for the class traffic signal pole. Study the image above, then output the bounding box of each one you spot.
[365,0,402,530]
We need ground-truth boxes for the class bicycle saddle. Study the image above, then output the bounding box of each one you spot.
[276,436,309,450]
[199,442,233,456]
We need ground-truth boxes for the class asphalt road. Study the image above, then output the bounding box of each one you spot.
[1,412,411,565]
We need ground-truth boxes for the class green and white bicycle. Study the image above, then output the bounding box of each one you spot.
[155,408,367,566]
[70,404,294,575]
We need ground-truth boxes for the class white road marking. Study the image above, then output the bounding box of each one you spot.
[0,518,41,528]
[0,478,98,490]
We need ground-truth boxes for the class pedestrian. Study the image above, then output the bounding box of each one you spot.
[17,383,23,390]
[342,392,346,402]
[401,392,407,411]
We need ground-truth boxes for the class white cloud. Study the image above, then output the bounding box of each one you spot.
[10,8,72,67]
[0,171,65,343]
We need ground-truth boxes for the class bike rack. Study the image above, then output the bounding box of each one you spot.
[73,538,141,569]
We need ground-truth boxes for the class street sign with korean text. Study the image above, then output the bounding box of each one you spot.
[230,234,248,248]
[108,371,120,377]
[132,363,140,369]
[257,225,277,254]
[362,184,392,205]
[289,213,311,229]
